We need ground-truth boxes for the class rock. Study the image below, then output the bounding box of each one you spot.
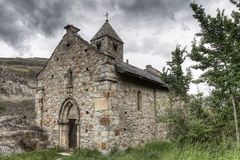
[0,116,49,154]
[58,152,73,156]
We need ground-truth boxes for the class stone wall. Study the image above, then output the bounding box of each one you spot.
[35,27,169,154]
[91,36,123,60]
[155,90,169,140]
[35,29,118,153]
[108,75,169,150]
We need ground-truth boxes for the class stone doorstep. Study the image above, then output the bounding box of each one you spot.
[58,152,73,156]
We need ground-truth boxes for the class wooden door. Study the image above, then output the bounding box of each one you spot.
[68,119,76,149]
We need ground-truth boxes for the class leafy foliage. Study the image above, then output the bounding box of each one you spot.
[163,2,240,145]
[189,1,240,145]
[161,45,192,102]
[190,3,240,93]
[230,0,240,9]
[166,93,236,144]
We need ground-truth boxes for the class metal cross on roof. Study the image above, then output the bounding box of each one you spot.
[105,12,109,21]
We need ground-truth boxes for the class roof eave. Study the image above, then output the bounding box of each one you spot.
[115,65,169,90]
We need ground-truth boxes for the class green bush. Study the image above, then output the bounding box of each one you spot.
[165,93,236,144]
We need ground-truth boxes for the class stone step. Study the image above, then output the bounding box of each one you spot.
[58,152,73,156]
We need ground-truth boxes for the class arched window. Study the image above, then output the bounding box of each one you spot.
[137,91,142,111]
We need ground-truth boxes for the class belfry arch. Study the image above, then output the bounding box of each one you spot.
[58,98,80,150]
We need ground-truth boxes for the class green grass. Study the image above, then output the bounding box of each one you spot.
[0,148,60,160]
[0,57,48,67]
[5,64,44,73]
[1,141,240,160]
[0,57,48,78]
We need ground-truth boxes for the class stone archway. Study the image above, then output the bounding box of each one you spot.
[58,98,80,150]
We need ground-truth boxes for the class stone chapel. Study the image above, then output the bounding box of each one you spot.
[35,18,170,154]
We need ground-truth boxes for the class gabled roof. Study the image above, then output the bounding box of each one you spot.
[115,60,168,89]
[38,31,117,78]
[90,20,123,43]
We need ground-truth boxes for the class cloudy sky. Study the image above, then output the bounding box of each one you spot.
[0,0,237,93]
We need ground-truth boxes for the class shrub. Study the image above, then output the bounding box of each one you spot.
[165,93,236,144]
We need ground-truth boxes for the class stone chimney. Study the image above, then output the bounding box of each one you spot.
[64,24,80,33]
[145,65,161,76]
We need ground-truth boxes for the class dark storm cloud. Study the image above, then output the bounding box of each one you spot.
[75,0,193,25]
[117,0,192,21]
[74,0,195,58]
[0,0,71,50]
[0,0,195,55]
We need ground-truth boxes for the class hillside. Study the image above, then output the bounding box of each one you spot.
[0,57,49,154]
[0,57,48,119]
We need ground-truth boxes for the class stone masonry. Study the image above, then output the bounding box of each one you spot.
[35,19,170,154]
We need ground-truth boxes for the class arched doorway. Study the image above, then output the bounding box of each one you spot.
[58,98,80,150]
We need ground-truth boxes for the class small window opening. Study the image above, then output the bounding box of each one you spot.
[97,43,101,49]
[113,44,118,51]
[66,69,73,88]
[51,75,54,79]
[85,49,88,52]
[85,88,88,91]
[137,91,142,111]
[86,111,89,114]
[69,70,73,84]
[86,68,89,71]
[66,41,71,47]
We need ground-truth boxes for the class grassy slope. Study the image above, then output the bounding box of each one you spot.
[0,57,48,118]
[0,149,60,160]
[0,57,48,78]
[1,141,240,160]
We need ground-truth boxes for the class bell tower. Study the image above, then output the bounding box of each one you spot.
[90,17,124,59]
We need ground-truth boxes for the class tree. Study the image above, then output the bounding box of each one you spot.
[230,0,240,8]
[161,45,192,102]
[190,2,240,147]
